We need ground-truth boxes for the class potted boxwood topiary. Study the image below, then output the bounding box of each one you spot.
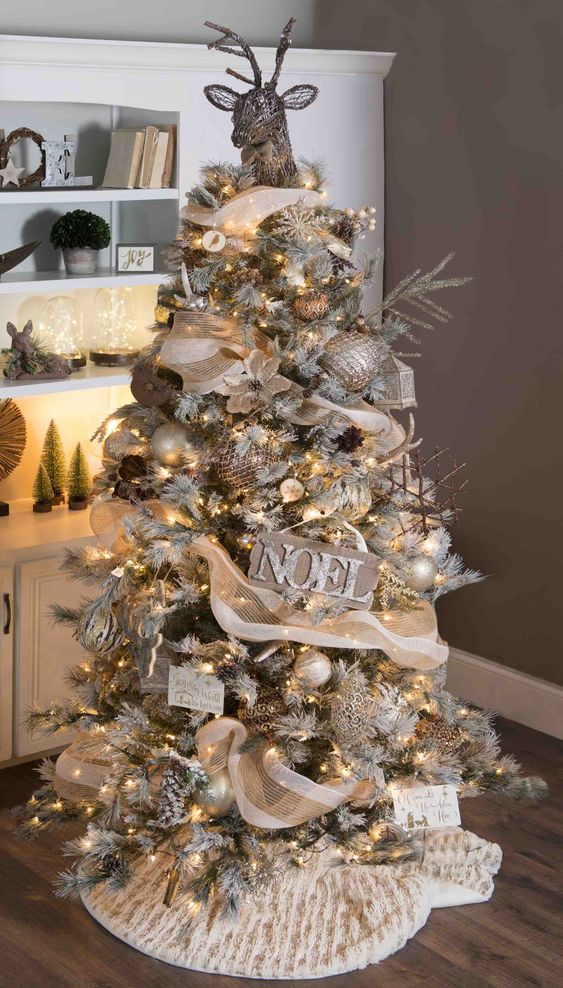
[50,209,111,275]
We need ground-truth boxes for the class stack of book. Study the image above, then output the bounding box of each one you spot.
[102,125,176,189]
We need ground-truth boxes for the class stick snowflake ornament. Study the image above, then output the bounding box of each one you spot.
[204,18,318,186]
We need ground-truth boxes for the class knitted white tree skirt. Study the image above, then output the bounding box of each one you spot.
[81,828,501,979]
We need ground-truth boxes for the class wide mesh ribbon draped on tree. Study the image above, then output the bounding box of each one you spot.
[189,535,447,670]
[196,716,375,828]
[161,310,406,446]
[182,185,323,235]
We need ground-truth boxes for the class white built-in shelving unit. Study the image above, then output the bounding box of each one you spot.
[0,33,394,765]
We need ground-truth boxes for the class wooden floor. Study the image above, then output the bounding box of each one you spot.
[0,717,561,988]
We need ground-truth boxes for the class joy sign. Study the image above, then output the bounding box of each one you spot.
[247,531,380,611]
[116,243,155,273]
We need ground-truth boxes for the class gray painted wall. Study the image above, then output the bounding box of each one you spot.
[315,0,563,686]
[3,0,561,684]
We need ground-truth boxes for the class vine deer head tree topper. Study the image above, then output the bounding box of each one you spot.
[204,18,318,187]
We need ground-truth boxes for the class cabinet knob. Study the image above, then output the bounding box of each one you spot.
[3,593,11,635]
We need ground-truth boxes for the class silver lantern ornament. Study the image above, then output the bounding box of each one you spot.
[150,423,198,467]
[320,332,381,391]
[193,768,236,818]
[377,354,417,410]
[402,554,438,592]
[217,439,277,491]
[293,648,332,688]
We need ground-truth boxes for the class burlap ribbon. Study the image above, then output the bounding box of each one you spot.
[196,716,375,828]
[183,185,323,236]
[189,535,447,670]
[160,311,405,449]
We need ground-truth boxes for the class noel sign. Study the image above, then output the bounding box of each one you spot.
[247,531,380,611]
[392,784,461,830]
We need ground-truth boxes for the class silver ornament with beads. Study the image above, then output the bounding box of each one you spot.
[320,332,381,391]
[401,555,438,592]
[293,648,332,688]
[217,440,277,491]
[330,674,378,746]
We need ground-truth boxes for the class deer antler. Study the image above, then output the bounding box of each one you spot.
[377,413,421,466]
[204,21,262,88]
[270,17,296,88]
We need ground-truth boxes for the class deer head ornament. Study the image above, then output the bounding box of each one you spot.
[204,18,318,187]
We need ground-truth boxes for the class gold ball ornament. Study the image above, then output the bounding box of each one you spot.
[279,478,305,503]
[217,440,277,491]
[293,648,332,688]
[238,684,286,738]
[193,768,236,818]
[320,332,381,391]
[150,423,197,467]
[330,675,378,746]
[415,715,464,752]
[293,289,329,322]
[402,555,438,592]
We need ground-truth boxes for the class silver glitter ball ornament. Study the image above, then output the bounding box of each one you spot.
[193,768,236,818]
[320,332,381,391]
[78,607,123,655]
[150,423,197,467]
[279,478,305,503]
[330,675,378,746]
[217,440,277,491]
[238,684,286,737]
[293,648,332,688]
[402,555,438,592]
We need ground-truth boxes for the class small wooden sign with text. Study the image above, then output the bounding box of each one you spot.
[168,666,225,715]
[392,784,461,830]
[247,531,380,611]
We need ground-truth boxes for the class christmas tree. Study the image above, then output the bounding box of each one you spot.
[67,442,91,508]
[19,19,545,977]
[41,419,67,504]
[32,461,54,511]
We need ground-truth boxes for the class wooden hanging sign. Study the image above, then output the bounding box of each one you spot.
[248,531,380,611]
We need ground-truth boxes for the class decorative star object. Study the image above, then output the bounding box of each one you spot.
[0,157,25,188]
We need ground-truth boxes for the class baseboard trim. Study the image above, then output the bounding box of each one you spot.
[446,647,563,740]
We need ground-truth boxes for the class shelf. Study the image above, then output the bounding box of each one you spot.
[0,188,179,205]
[0,497,94,564]
[0,267,167,294]
[0,362,131,397]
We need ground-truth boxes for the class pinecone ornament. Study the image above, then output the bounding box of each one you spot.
[293,289,329,322]
[217,439,277,491]
[320,332,381,391]
[337,426,364,454]
[238,684,286,738]
[330,674,378,746]
[157,753,192,828]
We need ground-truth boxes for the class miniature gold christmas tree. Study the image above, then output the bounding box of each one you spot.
[67,442,91,510]
[32,462,54,513]
[41,419,67,504]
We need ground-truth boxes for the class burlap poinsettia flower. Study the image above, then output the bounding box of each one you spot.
[223,349,290,413]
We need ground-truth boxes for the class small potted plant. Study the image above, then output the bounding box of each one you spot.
[32,462,54,513]
[67,442,92,510]
[50,209,111,275]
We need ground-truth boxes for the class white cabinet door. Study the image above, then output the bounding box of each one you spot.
[0,566,14,762]
[15,556,88,757]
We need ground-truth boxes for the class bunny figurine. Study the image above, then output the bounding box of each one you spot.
[3,320,71,381]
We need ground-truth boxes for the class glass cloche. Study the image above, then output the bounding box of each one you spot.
[90,287,140,366]
[40,295,86,370]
